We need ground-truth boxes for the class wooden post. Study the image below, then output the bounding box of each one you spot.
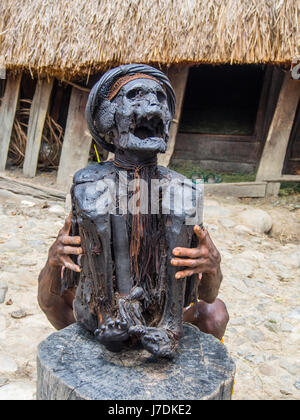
[0,74,22,171]
[23,78,54,177]
[256,73,300,196]
[158,66,189,167]
[57,88,92,191]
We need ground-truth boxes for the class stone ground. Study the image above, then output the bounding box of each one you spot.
[0,170,299,400]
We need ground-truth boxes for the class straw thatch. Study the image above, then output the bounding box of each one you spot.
[0,0,298,80]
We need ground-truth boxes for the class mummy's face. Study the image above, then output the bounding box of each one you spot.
[111,79,172,155]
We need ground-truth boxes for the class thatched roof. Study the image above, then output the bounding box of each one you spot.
[0,0,298,80]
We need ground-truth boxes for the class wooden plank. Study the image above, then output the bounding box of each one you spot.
[0,174,65,201]
[174,133,260,163]
[57,87,92,191]
[23,78,54,177]
[0,75,22,171]
[158,66,189,167]
[256,73,300,195]
[204,182,267,198]
[263,175,300,182]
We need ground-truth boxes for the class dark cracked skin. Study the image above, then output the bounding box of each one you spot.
[38,213,229,343]
[38,68,229,357]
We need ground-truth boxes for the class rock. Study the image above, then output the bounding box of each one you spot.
[204,205,232,219]
[2,239,23,250]
[279,360,299,376]
[238,209,273,234]
[219,218,236,229]
[227,260,254,278]
[48,205,65,216]
[242,278,255,288]
[10,309,28,319]
[259,363,275,376]
[280,388,293,396]
[230,317,246,327]
[243,353,265,365]
[0,381,35,400]
[281,322,294,333]
[0,281,8,304]
[287,308,300,320]
[294,381,300,390]
[20,200,36,208]
[264,321,278,333]
[246,329,265,343]
[0,354,18,373]
[26,239,46,247]
[0,378,9,388]
[233,225,254,235]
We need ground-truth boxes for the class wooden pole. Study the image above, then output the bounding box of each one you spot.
[23,78,54,177]
[256,73,300,196]
[158,66,189,167]
[0,74,22,171]
[57,88,92,191]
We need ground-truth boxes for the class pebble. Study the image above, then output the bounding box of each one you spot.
[281,322,294,333]
[264,321,278,333]
[48,205,65,216]
[0,381,35,400]
[287,307,300,320]
[259,363,275,376]
[294,381,300,390]
[20,200,36,208]
[0,354,18,373]
[219,218,236,229]
[279,360,299,376]
[0,281,8,304]
[246,329,265,343]
[2,239,23,250]
[10,309,28,319]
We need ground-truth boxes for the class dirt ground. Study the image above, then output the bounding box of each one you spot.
[0,170,299,400]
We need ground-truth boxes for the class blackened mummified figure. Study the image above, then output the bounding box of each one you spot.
[63,64,203,358]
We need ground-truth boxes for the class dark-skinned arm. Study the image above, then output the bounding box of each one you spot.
[170,225,222,303]
[38,214,82,330]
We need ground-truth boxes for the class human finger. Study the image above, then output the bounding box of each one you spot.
[171,257,205,268]
[62,246,83,256]
[172,247,202,258]
[61,256,81,272]
[175,268,201,279]
[61,235,81,246]
[61,213,72,234]
[193,225,207,242]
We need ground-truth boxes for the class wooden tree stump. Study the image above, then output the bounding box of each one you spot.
[37,323,235,400]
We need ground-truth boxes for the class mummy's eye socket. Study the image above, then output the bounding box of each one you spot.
[126,89,142,100]
[157,91,166,103]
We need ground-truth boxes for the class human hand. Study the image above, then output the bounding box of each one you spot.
[48,213,82,272]
[170,225,221,280]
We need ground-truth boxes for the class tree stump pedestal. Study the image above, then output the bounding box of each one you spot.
[37,323,235,400]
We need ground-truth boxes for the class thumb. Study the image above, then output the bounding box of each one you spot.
[62,212,72,234]
[193,225,206,244]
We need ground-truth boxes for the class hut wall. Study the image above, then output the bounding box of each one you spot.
[172,65,285,174]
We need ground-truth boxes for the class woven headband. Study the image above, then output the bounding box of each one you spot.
[107,73,161,101]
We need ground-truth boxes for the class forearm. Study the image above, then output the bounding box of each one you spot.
[198,266,223,304]
[38,259,76,330]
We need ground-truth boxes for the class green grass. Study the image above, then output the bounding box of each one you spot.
[169,162,255,184]
[279,182,300,196]
[170,161,300,196]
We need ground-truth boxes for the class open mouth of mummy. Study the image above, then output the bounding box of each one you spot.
[133,116,165,140]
